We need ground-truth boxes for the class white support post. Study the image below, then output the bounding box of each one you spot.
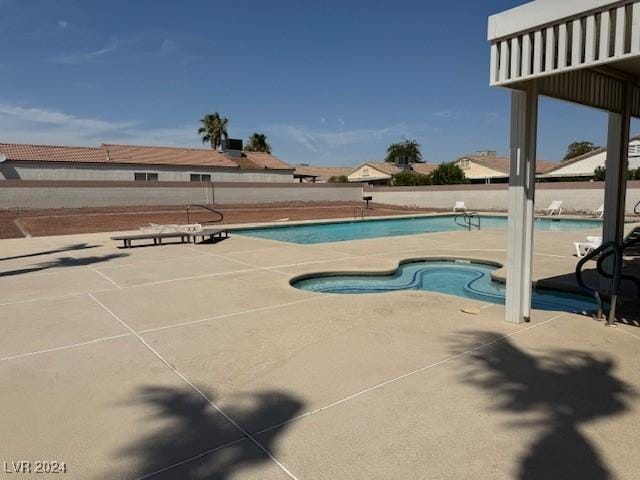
[602,82,631,248]
[506,83,538,324]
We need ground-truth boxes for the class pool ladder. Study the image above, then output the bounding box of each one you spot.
[454,212,481,231]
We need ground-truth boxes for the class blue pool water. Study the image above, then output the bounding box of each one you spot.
[235,215,601,245]
[292,260,598,314]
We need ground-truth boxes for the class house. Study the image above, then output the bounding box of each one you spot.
[540,137,640,180]
[0,141,296,183]
[347,161,437,184]
[293,165,353,183]
[453,151,556,183]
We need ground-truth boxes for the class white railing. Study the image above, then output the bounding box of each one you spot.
[490,1,640,86]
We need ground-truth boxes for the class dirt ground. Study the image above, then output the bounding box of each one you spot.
[0,202,434,238]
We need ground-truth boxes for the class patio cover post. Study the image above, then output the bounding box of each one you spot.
[601,82,631,293]
[603,82,631,246]
[505,82,538,324]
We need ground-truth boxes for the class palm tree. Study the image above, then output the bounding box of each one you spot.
[385,138,423,163]
[198,113,229,149]
[244,132,272,153]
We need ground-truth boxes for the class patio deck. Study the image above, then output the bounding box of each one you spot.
[1,221,639,479]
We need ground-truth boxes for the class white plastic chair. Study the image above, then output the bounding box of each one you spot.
[453,201,467,213]
[574,236,602,258]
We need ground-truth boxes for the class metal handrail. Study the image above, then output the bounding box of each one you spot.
[454,212,481,231]
[635,201,639,216]
[186,204,223,225]
[575,241,622,325]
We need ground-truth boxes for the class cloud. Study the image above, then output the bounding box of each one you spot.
[0,103,200,147]
[159,39,177,55]
[267,123,407,153]
[320,117,326,124]
[50,38,118,65]
[432,110,457,119]
[338,118,345,126]
[57,19,69,29]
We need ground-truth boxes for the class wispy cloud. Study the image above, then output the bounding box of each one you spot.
[432,110,457,120]
[0,103,199,147]
[159,38,177,55]
[57,19,68,29]
[267,123,409,153]
[50,38,118,65]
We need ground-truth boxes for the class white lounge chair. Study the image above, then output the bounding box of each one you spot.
[541,200,563,216]
[453,201,467,213]
[583,204,604,218]
[574,236,602,258]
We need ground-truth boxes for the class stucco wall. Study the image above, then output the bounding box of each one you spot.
[0,161,296,183]
[370,182,640,213]
[0,181,363,209]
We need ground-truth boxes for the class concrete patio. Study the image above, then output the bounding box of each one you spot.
[1,220,639,479]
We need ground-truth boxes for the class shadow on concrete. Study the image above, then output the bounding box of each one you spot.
[452,332,634,480]
[116,386,303,479]
[0,243,99,262]
[0,253,128,278]
[536,258,640,327]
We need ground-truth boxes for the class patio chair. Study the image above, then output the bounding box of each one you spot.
[574,236,602,258]
[581,204,604,218]
[541,200,563,216]
[453,201,467,213]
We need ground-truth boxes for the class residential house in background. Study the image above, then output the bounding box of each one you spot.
[0,141,296,183]
[347,161,437,184]
[453,150,556,183]
[293,164,352,183]
[541,136,640,180]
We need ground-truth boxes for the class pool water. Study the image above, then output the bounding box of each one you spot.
[236,215,601,245]
[292,260,598,314]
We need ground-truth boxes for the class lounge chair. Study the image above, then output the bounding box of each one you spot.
[574,236,602,258]
[453,201,467,213]
[583,204,604,218]
[541,200,563,216]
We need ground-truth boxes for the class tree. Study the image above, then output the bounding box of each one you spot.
[564,141,599,161]
[328,175,349,183]
[428,162,469,185]
[593,166,640,181]
[385,138,424,163]
[245,132,272,153]
[390,171,432,186]
[198,113,229,149]
[593,166,606,181]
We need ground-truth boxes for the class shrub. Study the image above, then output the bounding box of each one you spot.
[328,175,349,183]
[428,162,469,185]
[390,171,432,186]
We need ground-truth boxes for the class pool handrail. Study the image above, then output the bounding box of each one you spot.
[186,204,224,225]
[575,241,623,325]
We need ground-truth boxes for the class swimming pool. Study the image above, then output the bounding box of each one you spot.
[291,259,598,314]
[235,215,601,245]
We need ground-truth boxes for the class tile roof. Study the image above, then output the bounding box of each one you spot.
[294,165,353,181]
[242,151,293,170]
[461,155,557,174]
[0,142,294,171]
[0,143,107,163]
[102,144,240,168]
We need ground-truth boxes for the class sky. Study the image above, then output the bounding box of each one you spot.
[0,0,629,166]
